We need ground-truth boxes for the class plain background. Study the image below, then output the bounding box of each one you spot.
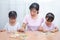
[0,0,60,30]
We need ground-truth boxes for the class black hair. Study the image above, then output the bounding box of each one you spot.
[8,11,17,19]
[29,3,39,11]
[45,12,55,22]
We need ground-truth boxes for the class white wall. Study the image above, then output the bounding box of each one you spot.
[0,0,26,29]
[0,0,60,30]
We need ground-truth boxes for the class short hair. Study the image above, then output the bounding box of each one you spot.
[45,12,55,22]
[8,11,17,19]
[29,3,39,11]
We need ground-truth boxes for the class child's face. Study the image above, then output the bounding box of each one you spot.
[30,8,38,16]
[9,18,16,23]
[46,21,51,25]
[46,18,52,26]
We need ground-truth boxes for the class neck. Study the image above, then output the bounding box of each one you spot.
[9,22,16,26]
[45,22,51,27]
[31,14,38,19]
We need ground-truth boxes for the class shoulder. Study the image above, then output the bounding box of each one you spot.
[5,22,9,26]
[16,22,20,25]
[39,17,45,24]
[41,21,46,26]
[5,22,10,28]
[51,22,57,27]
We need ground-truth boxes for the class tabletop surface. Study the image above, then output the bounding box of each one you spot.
[0,31,60,40]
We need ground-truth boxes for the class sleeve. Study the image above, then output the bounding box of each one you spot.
[52,21,57,28]
[4,23,8,31]
[53,23,58,29]
[23,15,28,24]
[40,19,46,30]
[40,18,44,24]
[17,23,21,30]
[41,22,45,28]
[40,18,44,26]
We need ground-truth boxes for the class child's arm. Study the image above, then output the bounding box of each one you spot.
[1,23,8,32]
[0,29,6,32]
[50,27,59,33]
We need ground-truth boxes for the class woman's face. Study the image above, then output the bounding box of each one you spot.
[30,8,38,16]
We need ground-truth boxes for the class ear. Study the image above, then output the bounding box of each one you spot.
[37,11,39,14]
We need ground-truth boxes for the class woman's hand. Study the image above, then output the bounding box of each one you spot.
[38,26,48,33]
[38,26,43,32]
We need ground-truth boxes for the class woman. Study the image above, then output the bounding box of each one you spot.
[19,3,44,32]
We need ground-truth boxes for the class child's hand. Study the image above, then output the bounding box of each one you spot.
[50,29,58,33]
[50,30,56,33]
[50,27,59,33]
[43,30,48,33]
[17,28,25,32]
[0,30,6,32]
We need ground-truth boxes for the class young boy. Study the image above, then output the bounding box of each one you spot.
[3,11,20,32]
[40,12,59,33]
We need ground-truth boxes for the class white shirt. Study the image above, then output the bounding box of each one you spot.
[4,22,20,32]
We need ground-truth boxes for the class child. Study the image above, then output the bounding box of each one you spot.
[3,11,20,32]
[40,12,59,33]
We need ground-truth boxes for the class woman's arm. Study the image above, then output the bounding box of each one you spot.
[17,23,26,32]
[38,26,48,32]
[38,26,43,32]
